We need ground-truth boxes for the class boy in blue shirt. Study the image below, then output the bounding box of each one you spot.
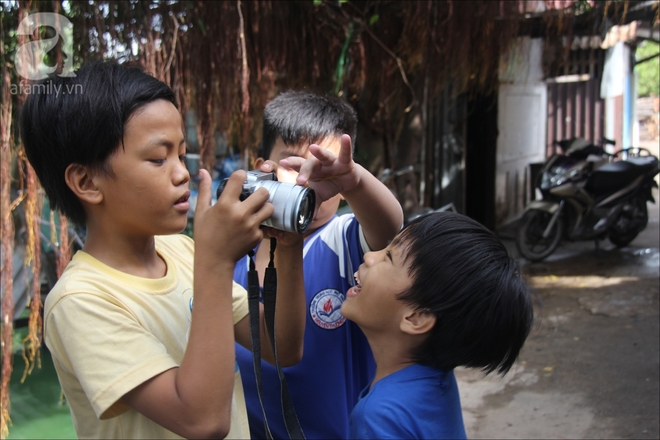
[233,91,404,438]
[342,211,535,439]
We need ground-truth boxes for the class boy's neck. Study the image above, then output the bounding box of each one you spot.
[362,330,417,388]
[254,238,272,285]
[82,226,166,279]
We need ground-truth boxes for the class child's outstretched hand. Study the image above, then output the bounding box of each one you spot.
[279,134,360,203]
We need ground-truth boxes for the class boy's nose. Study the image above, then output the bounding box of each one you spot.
[174,160,190,185]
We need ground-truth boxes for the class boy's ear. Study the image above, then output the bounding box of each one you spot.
[64,163,103,205]
[400,309,436,336]
[253,157,265,169]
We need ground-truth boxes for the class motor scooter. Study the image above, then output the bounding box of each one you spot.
[515,138,659,262]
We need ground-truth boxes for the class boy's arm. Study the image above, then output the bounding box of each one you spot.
[282,134,404,250]
[340,163,403,251]
[234,231,305,367]
[233,159,306,366]
[123,170,273,439]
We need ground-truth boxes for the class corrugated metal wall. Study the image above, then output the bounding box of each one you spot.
[421,87,467,214]
[546,48,607,157]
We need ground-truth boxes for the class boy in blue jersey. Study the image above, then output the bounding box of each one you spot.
[233,91,404,439]
[342,211,534,439]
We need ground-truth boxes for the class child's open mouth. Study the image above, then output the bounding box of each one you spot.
[348,271,362,297]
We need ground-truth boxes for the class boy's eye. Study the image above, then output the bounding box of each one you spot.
[279,153,304,161]
[150,159,166,164]
[179,155,186,162]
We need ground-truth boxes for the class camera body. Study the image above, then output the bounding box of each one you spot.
[236,170,281,200]
[216,171,316,234]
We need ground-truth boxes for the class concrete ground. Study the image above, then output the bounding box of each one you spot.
[457,142,659,438]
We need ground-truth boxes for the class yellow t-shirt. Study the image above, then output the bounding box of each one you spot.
[44,234,250,439]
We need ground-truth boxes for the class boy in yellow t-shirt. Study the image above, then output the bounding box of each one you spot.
[20,61,311,439]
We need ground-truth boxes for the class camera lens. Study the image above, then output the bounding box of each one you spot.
[216,177,316,234]
[256,180,315,234]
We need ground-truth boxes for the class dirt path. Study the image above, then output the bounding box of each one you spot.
[457,190,660,439]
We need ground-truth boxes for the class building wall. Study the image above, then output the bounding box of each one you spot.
[495,37,548,227]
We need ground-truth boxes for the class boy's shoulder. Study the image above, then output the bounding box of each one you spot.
[43,250,120,319]
[155,233,194,255]
[307,214,369,255]
[312,213,358,240]
[367,365,452,400]
[45,234,194,311]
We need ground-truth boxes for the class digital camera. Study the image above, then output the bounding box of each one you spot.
[216,171,316,234]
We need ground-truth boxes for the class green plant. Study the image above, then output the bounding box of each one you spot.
[636,41,659,97]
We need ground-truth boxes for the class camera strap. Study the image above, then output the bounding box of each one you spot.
[247,238,305,440]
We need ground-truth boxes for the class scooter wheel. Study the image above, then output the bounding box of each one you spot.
[516,210,564,262]
[609,196,648,247]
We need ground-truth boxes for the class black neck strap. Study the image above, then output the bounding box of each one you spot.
[247,238,305,439]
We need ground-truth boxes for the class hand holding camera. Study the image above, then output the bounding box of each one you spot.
[216,165,316,234]
[195,169,274,263]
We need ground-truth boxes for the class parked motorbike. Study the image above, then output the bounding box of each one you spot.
[515,138,659,262]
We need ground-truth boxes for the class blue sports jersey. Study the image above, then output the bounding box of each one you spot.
[234,214,376,439]
[349,364,467,439]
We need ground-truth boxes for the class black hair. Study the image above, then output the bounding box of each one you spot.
[260,90,357,159]
[20,61,176,226]
[394,211,534,375]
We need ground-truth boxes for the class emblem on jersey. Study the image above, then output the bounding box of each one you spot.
[310,289,346,329]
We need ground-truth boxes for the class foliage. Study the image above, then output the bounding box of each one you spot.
[636,40,659,97]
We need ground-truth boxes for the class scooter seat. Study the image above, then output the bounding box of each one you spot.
[626,156,658,173]
[586,156,658,193]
